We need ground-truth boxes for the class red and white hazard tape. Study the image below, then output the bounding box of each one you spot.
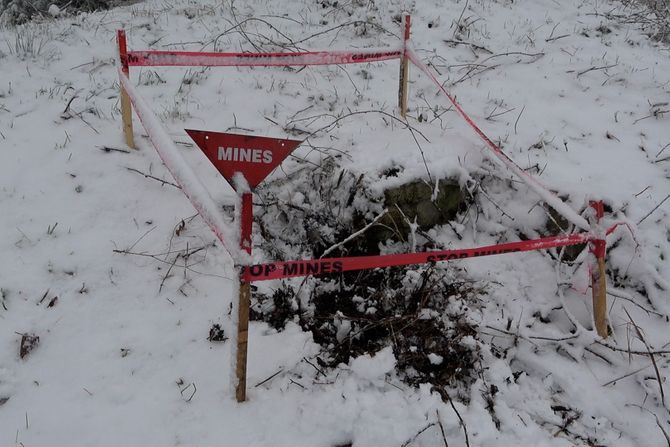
[124,48,402,67]
[243,232,598,282]
[405,48,590,232]
[118,68,238,260]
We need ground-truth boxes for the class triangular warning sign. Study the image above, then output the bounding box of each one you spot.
[186,129,302,189]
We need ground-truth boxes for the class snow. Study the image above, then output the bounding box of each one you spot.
[118,68,239,261]
[1,0,669,446]
[47,5,60,18]
[427,353,444,365]
[349,347,396,381]
[406,46,592,231]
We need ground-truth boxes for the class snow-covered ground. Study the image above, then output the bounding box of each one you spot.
[1,0,669,445]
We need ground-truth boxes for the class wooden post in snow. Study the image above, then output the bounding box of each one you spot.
[398,15,411,118]
[589,200,608,338]
[235,192,253,402]
[117,30,135,149]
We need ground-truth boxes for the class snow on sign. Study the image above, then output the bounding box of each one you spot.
[185,129,302,189]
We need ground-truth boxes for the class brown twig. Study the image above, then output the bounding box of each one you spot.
[628,404,670,446]
[656,142,670,158]
[298,110,430,143]
[476,183,515,221]
[607,288,663,317]
[320,209,388,258]
[637,194,670,225]
[576,64,617,77]
[447,391,470,447]
[288,378,305,389]
[443,39,492,54]
[113,246,220,280]
[401,422,437,447]
[602,363,652,386]
[302,357,327,378]
[452,64,500,85]
[514,105,525,135]
[431,387,470,447]
[98,146,130,154]
[62,94,78,116]
[37,289,50,305]
[436,409,449,447]
[453,0,470,39]
[477,51,545,65]
[624,308,665,407]
[125,167,181,189]
[595,340,670,356]
[546,33,570,42]
[655,413,670,447]
[180,382,197,402]
[159,255,179,293]
[254,369,284,387]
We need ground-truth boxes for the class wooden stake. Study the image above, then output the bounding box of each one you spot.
[235,280,251,402]
[592,256,607,337]
[117,30,135,149]
[235,191,253,402]
[398,15,411,118]
[589,201,608,338]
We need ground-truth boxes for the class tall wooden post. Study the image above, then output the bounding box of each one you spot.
[398,15,411,118]
[235,191,253,402]
[117,30,135,149]
[589,200,608,338]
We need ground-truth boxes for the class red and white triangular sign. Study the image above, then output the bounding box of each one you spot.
[186,129,302,189]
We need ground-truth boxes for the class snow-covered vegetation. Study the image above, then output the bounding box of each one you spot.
[0,0,116,24]
[1,0,669,445]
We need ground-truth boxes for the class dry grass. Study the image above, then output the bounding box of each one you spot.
[614,0,670,43]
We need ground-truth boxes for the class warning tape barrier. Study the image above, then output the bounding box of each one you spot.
[118,68,238,260]
[124,48,402,67]
[242,231,599,282]
[116,27,625,279]
[118,28,590,236]
[117,17,627,400]
[405,48,591,232]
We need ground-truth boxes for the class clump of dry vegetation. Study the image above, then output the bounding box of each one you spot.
[0,0,128,25]
[251,161,482,391]
[612,0,670,43]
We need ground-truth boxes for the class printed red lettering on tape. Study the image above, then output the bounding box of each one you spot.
[125,48,402,67]
[243,232,598,282]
